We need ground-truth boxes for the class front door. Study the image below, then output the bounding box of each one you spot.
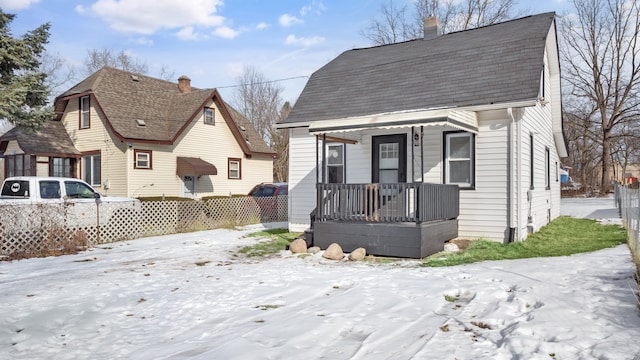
[372,134,407,183]
[182,176,195,198]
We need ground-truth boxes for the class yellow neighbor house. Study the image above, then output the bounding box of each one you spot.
[0,67,276,198]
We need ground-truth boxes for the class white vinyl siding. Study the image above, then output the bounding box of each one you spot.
[288,128,319,232]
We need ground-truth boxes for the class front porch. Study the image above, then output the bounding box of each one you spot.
[309,182,459,258]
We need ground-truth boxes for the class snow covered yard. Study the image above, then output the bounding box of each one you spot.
[1,198,639,359]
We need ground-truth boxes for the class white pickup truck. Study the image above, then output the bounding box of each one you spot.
[0,176,141,228]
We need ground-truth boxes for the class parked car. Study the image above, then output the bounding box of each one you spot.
[248,183,288,221]
[248,183,288,197]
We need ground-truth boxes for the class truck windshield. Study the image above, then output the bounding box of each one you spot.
[1,180,30,197]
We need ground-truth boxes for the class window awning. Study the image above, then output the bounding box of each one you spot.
[176,157,217,176]
[308,109,478,135]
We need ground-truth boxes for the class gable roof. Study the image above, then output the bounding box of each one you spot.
[55,67,275,157]
[282,12,556,125]
[0,121,81,157]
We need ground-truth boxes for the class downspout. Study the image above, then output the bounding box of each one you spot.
[507,108,523,242]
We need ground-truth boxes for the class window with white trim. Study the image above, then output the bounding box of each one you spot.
[134,150,152,169]
[82,152,101,186]
[444,132,474,188]
[80,96,90,129]
[228,158,241,179]
[326,143,345,183]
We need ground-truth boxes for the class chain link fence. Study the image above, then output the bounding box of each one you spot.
[0,195,288,259]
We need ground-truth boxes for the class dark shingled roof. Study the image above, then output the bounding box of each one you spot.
[0,121,81,157]
[56,67,274,156]
[282,12,556,125]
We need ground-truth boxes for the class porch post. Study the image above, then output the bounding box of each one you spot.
[421,125,424,183]
[411,127,415,183]
[322,134,327,183]
[315,135,319,184]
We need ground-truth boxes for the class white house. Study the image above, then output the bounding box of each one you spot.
[277,13,568,257]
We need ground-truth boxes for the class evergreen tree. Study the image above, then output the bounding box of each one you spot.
[0,9,52,131]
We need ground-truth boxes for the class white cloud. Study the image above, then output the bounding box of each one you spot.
[212,26,239,39]
[285,34,324,47]
[256,22,269,30]
[279,14,303,27]
[176,26,204,41]
[300,1,326,16]
[0,0,39,11]
[82,0,226,34]
[130,37,154,46]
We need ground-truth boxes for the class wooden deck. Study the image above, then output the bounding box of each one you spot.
[308,183,460,258]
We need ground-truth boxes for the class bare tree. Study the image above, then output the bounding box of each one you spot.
[273,102,291,182]
[563,109,602,192]
[83,49,149,76]
[231,66,284,147]
[363,0,521,45]
[360,1,415,45]
[559,0,640,194]
[39,51,76,99]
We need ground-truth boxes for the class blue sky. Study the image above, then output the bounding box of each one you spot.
[1,0,571,103]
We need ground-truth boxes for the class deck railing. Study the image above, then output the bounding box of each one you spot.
[316,182,459,223]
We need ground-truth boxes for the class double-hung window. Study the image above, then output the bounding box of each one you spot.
[228,158,241,179]
[204,107,215,125]
[82,152,101,186]
[134,150,152,169]
[5,154,32,177]
[326,143,345,183]
[80,96,90,129]
[444,132,474,188]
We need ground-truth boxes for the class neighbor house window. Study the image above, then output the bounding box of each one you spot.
[529,134,535,190]
[80,96,90,129]
[228,158,241,179]
[134,150,152,169]
[545,147,550,189]
[444,132,474,188]
[82,151,101,186]
[204,107,215,125]
[51,157,72,177]
[326,143,345,183]
[5,154,33,177]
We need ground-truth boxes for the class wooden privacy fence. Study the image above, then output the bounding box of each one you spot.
[0,195,288,258]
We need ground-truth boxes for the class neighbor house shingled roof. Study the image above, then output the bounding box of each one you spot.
[0,121,81,157]
[55,67,275,156]
[282,12,556,125]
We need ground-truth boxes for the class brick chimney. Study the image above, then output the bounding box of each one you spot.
[178,75,191,93]
[423,16,441,40]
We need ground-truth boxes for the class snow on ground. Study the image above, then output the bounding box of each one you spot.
[1,198,639,359]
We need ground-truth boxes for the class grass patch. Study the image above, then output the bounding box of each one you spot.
[239,229,300,257]
[423,216,627,267]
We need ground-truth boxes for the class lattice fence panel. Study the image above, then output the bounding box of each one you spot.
[1,196,288,258]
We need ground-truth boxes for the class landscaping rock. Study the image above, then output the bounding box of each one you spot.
[322,243,344,260]
[348,247,366,261]
[289,238,307,254]
[308,246,321,254]
[443,243,460,253]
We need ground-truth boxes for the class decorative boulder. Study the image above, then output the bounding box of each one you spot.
[443,243,460,253]
[289,238,308,254]
[348,247,366,261]
[308,246,321,254]
[322,243,344,260]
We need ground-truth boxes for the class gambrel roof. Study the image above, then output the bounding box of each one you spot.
[282,12,556,125]
[55,67,274,157]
